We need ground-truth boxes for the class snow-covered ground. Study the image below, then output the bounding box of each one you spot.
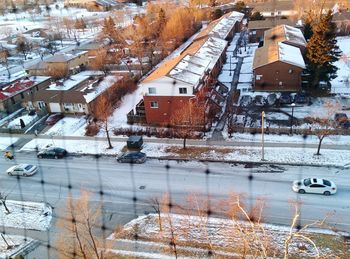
[0,137,18,151]
[19,137,350,167]
[7,114,38,129]
[0,200,52,231]
[0,234,36,259]
[44,116,87,136]
[331,36,350,96]
[109,213,348,258]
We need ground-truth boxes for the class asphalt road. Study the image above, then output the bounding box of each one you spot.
[0,153,349,258]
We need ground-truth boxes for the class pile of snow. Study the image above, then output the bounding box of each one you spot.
[45,116,87,136]
[109,213,343,258]
[0,137,18,151]
[0,234,35,258]
[7,114,38,129]
[0,200,52,231]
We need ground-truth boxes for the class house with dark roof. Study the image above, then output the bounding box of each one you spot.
[333,10,350,35]
[0,76,51,113]
[252,24,306,92]
[127,11,244,126]
[64,0,122,11]
[26,51,89,77]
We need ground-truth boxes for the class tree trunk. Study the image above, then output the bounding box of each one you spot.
[1,200,10,214]
[316,136,324,155]
[311,65,321,88]
[105,121,113,149]
[183,136,187,149]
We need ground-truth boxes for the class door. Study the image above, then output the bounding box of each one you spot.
[308,184,325,194]
[49,103,62,113]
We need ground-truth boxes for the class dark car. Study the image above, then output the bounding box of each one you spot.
[45,113,64,125]
[117,152,146,164]
[240,95,253,107]
[294,93,308,104]
[254,95,266,106]
[279,93,292,104]
[37,147,67,159]
[267,94,277,106]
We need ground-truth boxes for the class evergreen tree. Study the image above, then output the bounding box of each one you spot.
[306,11,341,88]
[303,11,313,41]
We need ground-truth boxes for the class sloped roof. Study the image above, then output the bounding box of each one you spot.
[45,51,87,63]
[253,42,305,70]
[248,19,297,30]
[141,11,242,86]
[264,24,306,47]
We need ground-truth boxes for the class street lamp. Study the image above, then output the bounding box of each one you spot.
[290,103,295,135]
[229,54,232,76]
[261,111,266,161]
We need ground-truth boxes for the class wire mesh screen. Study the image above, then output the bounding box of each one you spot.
[1,2,350,259]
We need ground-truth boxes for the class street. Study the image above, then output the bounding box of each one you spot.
[0,152,349,258]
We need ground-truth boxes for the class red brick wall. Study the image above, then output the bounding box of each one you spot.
[144,95,193,125]
[253,61,303,92]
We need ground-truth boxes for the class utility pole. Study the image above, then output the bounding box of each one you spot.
[261,111,266,161]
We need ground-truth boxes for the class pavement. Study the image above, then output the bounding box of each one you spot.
[0,153,349,258]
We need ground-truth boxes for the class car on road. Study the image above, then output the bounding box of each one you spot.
[6,164,38,176]
[292,178,337,195]
[294,93,308,104]
[267,93,277,106]
[240,95,253,107]
[117,152,146,164]
[334,113,348,125]
[45,113,64,125]
[37,147,67,159]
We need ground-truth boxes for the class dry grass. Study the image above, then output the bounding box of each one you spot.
[164,146,234,158]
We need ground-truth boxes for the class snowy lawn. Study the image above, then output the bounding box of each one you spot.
[7,114,38,129]
[44,116,87,136]
[20,138,350,167]
[109,213,349,258]
[0,137,18,151]
[0,200,52,231]
[0,234,36,259]
[331,36,350,96]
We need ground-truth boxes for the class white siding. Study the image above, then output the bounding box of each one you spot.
[49,103,61,113]
[141,76,194,97]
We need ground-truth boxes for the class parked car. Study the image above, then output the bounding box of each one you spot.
[6,164,38,176]
[37,147,67,159]
[294,93,308,104]
[254,95,266,106]
[267,94,277,106]
[117,152,146,164]
[232,114,246,127]
[292,178,337,195]
[279,93,292,104]
[334,113,348,125]
[342,121,350,128]
[45,113,64,125]
[240,95,253,107]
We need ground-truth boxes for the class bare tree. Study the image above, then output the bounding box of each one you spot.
[56,190,108,259]
[92,94,113,149]
[0,192,10,214]
[307,101,341,155]
[170,99,205,149]
[0,50,11,78]
[89,50,108,75]
[149,197,162,231]
[16,36,31,60]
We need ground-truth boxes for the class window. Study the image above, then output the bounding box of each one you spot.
[279,81,283,86]
[179,88,187,94]
[150,101,158,108]
[148,87,156,94]
[310,184,325,188]
[271,12,274,16]
[323,179,332,186]
[288,69,293,74]
[256,75,262,80]
[277,11,282,15]
[20,93,24,99]
[252,30,256,35]
[304,178,311,186]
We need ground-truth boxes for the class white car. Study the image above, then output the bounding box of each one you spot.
[6,164,38,177]
[292,178,337,196]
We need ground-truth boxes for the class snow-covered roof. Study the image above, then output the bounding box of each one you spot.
[253,42,305,69]
[82,75,123,103]
[278,42,305,68]
[210,11,244,40]
[45,51,87,63]
[264,24,306,48]
[46,74,90,91]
